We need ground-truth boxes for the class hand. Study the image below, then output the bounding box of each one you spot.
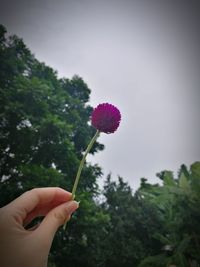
[0,187,79,267]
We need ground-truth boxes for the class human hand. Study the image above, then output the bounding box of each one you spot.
[0,187,79,267]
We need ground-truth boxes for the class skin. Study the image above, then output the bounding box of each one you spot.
[0,187,79,267]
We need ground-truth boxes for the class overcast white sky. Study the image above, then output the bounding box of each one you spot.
[1,0,200,190]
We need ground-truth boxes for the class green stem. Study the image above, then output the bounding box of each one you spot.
[71,129,100,199]
[63,130,100,230]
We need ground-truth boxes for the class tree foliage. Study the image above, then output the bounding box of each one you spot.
[0,24,106,266]
[138,163,200,267]
[0,24,103,201]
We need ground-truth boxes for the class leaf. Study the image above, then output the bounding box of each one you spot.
[163,171,176,186]
[179,173,190,191]
[153,233,171,245]
[176,235,191,254]
[190,162,200,196]
[191,161,200,179]
[138,254,169,267]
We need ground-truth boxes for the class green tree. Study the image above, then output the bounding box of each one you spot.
[100,175,162,267]
[138,162,200,267]
[0,24,103,201]
[0,25,107,267]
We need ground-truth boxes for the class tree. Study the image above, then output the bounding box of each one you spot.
[100,175,162,267]
[0,25,107,267]
[0,24,104,201]
[138,162,200,267]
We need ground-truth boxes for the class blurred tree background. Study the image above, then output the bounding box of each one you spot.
[0,25,200,267]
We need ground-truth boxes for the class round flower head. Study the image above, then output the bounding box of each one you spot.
[91,103,121,134]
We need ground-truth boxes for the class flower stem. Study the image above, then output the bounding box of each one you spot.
[63,129,100,230]
[71,129,100,199]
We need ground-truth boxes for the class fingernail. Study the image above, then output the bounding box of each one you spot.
[67,201,79,215]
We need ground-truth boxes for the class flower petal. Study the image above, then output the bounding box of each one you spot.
[91,103,121,134]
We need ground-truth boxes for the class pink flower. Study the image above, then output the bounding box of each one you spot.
[91,103,121,134]
[64,102,121,230]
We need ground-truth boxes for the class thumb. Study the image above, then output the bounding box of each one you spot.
[36,200,79,243]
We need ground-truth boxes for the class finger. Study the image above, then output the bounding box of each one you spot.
[23,196,72,226]
[36,200,79,244]
[7,187,72,224]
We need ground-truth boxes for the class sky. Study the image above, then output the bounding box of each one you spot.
[0,0,200,190]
